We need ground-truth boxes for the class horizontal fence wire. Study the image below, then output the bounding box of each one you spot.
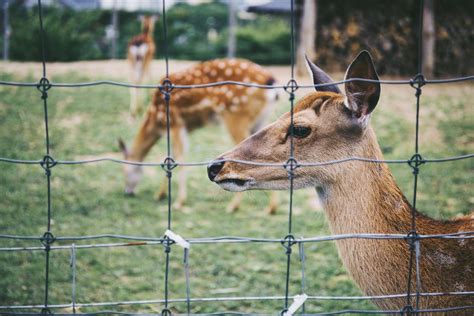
[0,0,473,314]
[0,75,473,89]
[0,154,473,167]
[2,294,474,310]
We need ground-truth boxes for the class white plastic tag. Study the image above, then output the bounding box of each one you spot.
[283,293,308,316]
[165,229,190,249]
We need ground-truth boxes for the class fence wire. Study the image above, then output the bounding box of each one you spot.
[0,0,473,315]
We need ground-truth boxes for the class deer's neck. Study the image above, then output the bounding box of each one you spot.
[129,114,161,162]
[318,127,414,235]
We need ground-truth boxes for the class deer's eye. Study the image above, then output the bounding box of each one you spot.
[289,125,311,138]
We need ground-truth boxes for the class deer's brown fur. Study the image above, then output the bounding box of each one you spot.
[120,58,279,213]
[208,52,473,313]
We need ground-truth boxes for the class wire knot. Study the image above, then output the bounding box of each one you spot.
[280,308,288,316]
[161,308,172,316]
[37,77,51,99]
[40,155,57,176]
[401,304,415,316]
[404,230,419,251]
[40,231,55,250]
[408,154,424,175]
[162,235,174,254]
[410,74,425,97]
[281,235,296,255]
[284,158,299,179]
[162,156,177,177]
[284,79,299,96]
[159,79,174,101]
[40,307,53,315]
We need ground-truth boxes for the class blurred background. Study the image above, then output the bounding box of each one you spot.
[1,0,473,76]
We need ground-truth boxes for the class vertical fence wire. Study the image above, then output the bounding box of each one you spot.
[36,1,55,314]
[161,0,173,315]
[405,0,425,313]
[281,0,298,313]
[70,244,77,314]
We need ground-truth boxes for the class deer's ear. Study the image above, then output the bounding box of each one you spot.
[305,55,341,94]
[344,51,380,118]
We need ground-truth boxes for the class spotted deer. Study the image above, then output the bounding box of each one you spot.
[208,51,473,312]
[128,15,157,116]
[119,58,279,213]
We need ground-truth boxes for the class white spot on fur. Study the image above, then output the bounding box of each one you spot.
[433,251,456,265]
[235,68,242,75]
[210,69,217,76]
[194,69,202,77]
[225,68,233,77]
[232,97,239,104]
[226,90,234,99]
[240,62,249,70]
[243,77,250,82]
[216,103,226,112]
[240,95,249,103]
[230,105,238,112]
[218,62,225,69]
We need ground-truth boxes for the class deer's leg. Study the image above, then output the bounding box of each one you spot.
[267,192,279,215]
[222,110,279,214]
[130,87,139,116]
[221,114,253,213]
[171,126,188,210]
[155,167,168,201]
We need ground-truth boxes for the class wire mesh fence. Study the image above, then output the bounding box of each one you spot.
[0,0,473,314]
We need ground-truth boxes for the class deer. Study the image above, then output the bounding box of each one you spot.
[128,15,157,116]
[207,51,473,312]
[119,58,279,213]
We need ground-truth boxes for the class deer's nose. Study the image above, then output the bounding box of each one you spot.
[207,160,225,182]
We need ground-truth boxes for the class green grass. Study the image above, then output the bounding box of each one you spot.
[0,69,472,314]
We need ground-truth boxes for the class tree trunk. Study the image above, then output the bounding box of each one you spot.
[296,0,317,77]
[422,0,435,77]
[227,0,237,58]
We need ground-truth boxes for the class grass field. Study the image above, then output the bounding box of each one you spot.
[0,60,472,314]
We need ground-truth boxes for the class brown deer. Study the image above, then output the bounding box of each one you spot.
[128,15,157,116]
[119,58,279,213]
[207,51,473,312]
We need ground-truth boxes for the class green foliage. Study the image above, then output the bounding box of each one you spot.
[5,2,290,65]
[233,17,290,65]
[9,4,105,61]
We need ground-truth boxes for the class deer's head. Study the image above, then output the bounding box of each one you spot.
[118,138,142,196]
[208,51,380,192]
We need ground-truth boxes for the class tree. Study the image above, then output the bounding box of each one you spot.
[296,0,317,76]
[422,0,435,77]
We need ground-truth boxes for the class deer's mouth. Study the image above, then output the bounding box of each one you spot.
[215,178,254,192]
